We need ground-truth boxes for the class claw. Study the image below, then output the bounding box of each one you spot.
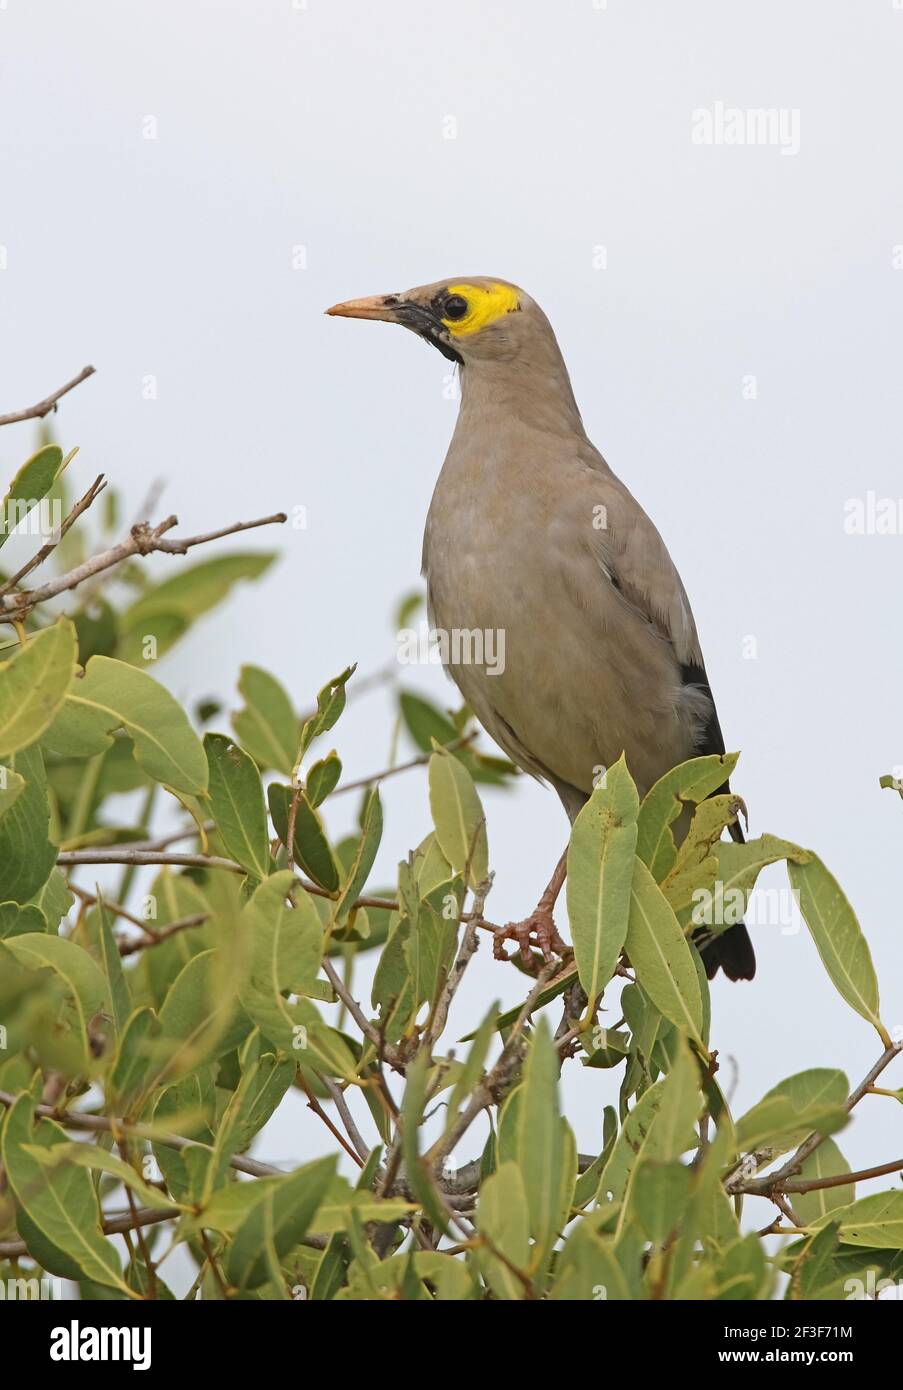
[493,906,568,973]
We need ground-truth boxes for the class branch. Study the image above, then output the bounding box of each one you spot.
[331,733,477,798]
[0,1206,172,1260]
[0,509,287,617]
[0,365,96,428]
[0,474,107,599]
[768,1156,903,1195]
[0,1089,280,1179]
[727,1040,903,1195]
[424,960,560,1172]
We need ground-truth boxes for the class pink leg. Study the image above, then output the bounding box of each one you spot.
[493,848,570,972]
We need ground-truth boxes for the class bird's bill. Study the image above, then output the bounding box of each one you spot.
[325,294,399,322]
[326,290,464,363]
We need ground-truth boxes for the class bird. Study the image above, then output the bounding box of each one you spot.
[326,277,755,982]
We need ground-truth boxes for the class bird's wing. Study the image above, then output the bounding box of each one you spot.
[575,450,735,768]
[579,456,703,667]
[577,456,755,980]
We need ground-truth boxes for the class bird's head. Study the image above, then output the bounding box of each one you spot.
[326,276,539,366]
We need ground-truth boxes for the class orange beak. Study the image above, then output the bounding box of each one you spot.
[325,294,400,322]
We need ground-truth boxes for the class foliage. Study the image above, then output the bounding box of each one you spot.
[0,430,901,1302]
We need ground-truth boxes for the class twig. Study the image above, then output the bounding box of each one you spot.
[424,876,489,1047]
[0,1206,172,1260]
[316,1074,372,1165]
[0,474,107,598]
[199,1229,231,1299]
[728,1041,903,1195]
[0,1089,280,1179]
[118,913,209,957]
[0,509,286,617]
[331,734,477,798]
[0,365,96,428]
[776,1157,903,1194]
[425,961,560,1172]
[59,849,243,872]
[296,1071,364,1168]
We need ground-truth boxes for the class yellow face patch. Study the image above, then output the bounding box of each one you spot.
[441,282,520,336]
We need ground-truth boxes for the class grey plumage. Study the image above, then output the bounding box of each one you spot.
[328,276,754,981]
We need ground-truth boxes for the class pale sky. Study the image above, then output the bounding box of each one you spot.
[1,0,902,1276]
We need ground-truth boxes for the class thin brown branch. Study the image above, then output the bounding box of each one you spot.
[317,1074,372,1165]
[728,1041,903,1195]
[59,849,243,872]
[0,1206,172,1260]
[118,913,209,957]
[0,509,286,618]
[331,733,477,798]
[424,960,560,1172]
[0,474,107,599]
[296,1071,364,1168]
[0,1089,280,1179]
[777,1156,903,1194]
[0,365,96,428]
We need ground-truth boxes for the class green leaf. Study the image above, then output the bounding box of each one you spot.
[625,857,704,1043]
[109,1006,163,1114]
[788,854,886,1041]
[204,732,270,878]
[97,894,131,1037]
[445,1004,498,1136]
[401,1050,450,1234]
[711,1234,770,1300]
[0,901,46,939]
[57,656,207,795]
[632,1159,691,1245]
[200,1048,296,1200]
[793,1138,855,1226]
[121,552,276,629]
[232,665,299,776]
[1,1096,130,1293]
[5,931,110,1073]
[0,444,64,549]
[298,667,354,758]
[268,782,340,892]
[333,788,382,922]
[307,751,342,806]
[811,1190,903,1248]
[427,748,488,888]
[697,834,810,933]
[0,765,25,818]
[476,1162,531,1300]
[516,1018,566,1270]
[238,871,324,1033]
[24,1141,185,1213]
[399,691,458,751]
[659,794,740,914]
[0,745,57,902]
[735,1069,849,1154]
[222,1154,338,1290]
[567,755,639,1001]
[551,1220,632,1301]
[598,1045,699,1207]
[636,753,739,881]
[26,868,73,929]
[151,948,252,1088]
[0,620,78,758]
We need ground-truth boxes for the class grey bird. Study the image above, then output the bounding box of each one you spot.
[327,277,754,982]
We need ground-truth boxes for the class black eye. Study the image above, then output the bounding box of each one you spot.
[443,294,468,321]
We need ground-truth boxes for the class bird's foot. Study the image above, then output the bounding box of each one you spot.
[493,906,569,973]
